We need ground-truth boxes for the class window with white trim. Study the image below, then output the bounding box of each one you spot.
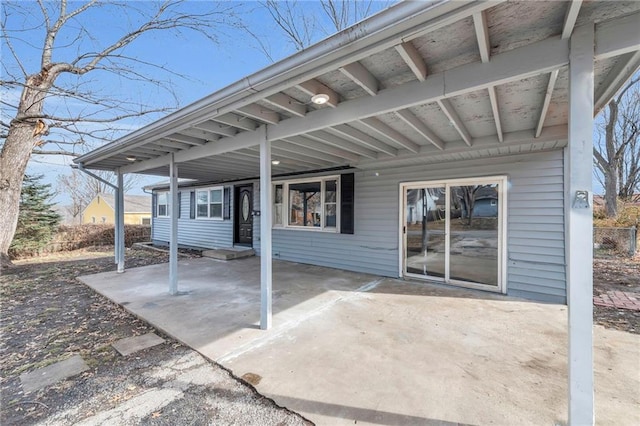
[157,192,169,217]
[273,176,339,232]
[196,187,224,219]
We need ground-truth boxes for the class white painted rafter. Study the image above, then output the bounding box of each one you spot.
[595,12,640,60]
[473,10,504,144]
[359,117,420,153]
[273,140,349,164]
[562,0,583,40]
[193,120,237,137]
[237,104,280,125]
[280,135,361,162]
[395,41,427,81]
[165,133,207,146]
[487,87,503,143]
[212,112,258,131]
[395,109,444,150]
[328,124,398,157]
[594,50,640,114]
[535,69,560,138]
[340,61,379,96]
[296,79,339,108]
[264,92,307,117]
[152,139,192,150]
[305,130,378,159]
[473,11,491,63]
[437,99,472,146]
[270,34,571,142]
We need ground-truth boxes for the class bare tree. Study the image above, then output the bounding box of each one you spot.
[57,169,142,224]
[0,0,240,267]
[254,0,390,59]
[594,77,640,217]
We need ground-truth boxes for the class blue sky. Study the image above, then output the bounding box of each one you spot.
[1,1,392,204]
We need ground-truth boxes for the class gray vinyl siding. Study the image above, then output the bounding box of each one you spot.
[152,187,234,249]
[269,150,567,304]
[152,150,567,304]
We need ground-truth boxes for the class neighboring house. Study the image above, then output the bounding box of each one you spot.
[71,2,640,419]
[82,193,151,225]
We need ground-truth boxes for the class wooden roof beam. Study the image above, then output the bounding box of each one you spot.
[359,117,420,153]
[562,0,583,40]
[395,109,444,150]
[328,124,398,157]
[193,120,237,137]
[236,104,280,125]
[305,130,378,159]
[437,99,472,147]
[264,92,307,117]
[212,112,258,131]
[340,61,379,96]
[535,69,560,138]
[395,41,427,81]
[281,135,361,162]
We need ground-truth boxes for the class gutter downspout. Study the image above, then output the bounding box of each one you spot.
[74,163,120,266]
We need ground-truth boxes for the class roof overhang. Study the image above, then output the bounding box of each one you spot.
[74,0,640,182]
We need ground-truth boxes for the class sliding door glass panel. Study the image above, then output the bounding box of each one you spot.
[405,187,446,278]
[448,184,499,286]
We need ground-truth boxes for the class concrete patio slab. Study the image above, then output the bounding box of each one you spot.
[112,332,165,356]
[79,257,640,425]
[20,354,89,393]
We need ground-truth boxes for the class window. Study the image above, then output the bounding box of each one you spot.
[101,217,106,223]
[196,187,224,219]
[141,217,151,225]
[273,176,339,232]
[157,192,169,217]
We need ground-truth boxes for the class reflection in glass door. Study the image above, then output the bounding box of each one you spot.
[449,184,499,287]
[402,177,505,292]
[405,186,446,279]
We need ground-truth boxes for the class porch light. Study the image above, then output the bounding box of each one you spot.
[126,156,136,161]
[271,160,281,165]
[311,93,330,105]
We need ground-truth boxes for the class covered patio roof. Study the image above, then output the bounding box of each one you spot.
[74,0,640,180]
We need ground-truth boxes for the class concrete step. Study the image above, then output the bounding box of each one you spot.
[202,247,255,261]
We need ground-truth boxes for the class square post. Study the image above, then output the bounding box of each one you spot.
[169,153,179,295]
[114,184,120,265]
[567,23,595,426]
[259,126,273,330]
[116,170,125,273]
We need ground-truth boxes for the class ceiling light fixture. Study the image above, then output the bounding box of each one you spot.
[126,156,136,161]
[311,93,330,105]
[271,160,281,165]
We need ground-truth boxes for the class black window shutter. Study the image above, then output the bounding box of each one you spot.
[223,187,231,220]
[340,173,355,234]
[189,191,195,219]
[178,192,182,218]
[152,193,157,218]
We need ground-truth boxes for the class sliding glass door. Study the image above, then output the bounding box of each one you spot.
[402,177,505,292]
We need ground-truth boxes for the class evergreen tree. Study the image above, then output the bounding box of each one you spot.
[9,175,61,257]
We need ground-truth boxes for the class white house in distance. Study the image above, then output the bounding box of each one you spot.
[74,1,640,424]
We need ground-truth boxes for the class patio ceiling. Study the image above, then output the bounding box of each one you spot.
[74,0,640,182]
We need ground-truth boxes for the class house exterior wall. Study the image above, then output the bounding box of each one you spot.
[82,196,113,224]
[152,150,566,303]
[124,213,151,225]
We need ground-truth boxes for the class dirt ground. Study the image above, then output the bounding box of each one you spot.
[593,253,640,334]
[0,247,310,426]
[1,247,638,425]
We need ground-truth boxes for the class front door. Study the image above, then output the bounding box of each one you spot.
[234,185,253,246]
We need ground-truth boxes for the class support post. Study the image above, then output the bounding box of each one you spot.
[259,126,273,330]
[567,24,594,426]
[169,153,179,295]
[114,185,120,265]
[116,170,125,273]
